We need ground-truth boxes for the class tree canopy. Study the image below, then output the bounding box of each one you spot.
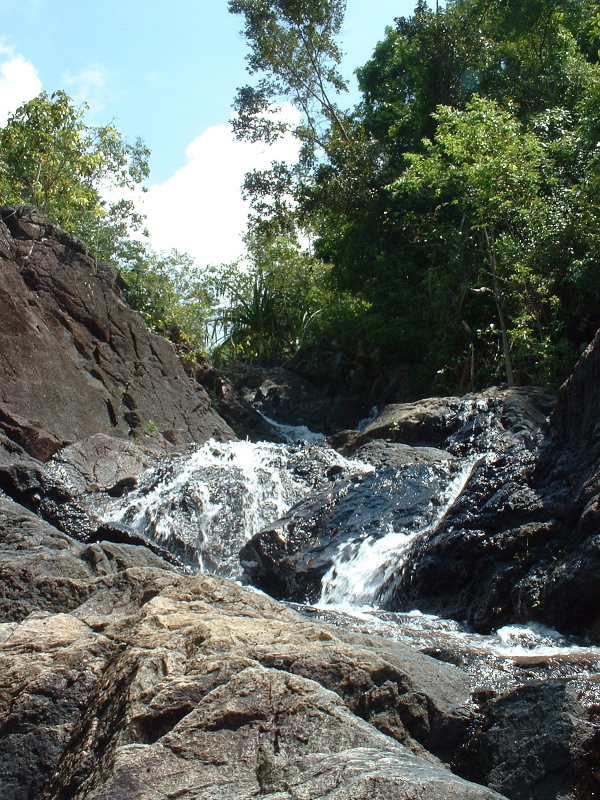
[229,0,348,149]
[283,0,600,396]
[0,90,150,262]
[4,1,600,402]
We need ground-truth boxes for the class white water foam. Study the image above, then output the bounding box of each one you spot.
[319,455,484,609]
[102,438,370,576]
[259,413,326,443]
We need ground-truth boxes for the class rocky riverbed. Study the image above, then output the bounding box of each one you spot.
[1,206,600,799]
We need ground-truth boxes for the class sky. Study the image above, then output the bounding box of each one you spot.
[0,0,418,267]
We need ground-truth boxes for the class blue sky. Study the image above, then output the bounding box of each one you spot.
[0,0,419,265]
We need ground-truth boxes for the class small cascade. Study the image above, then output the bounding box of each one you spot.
[91,393,600,692]
[100,438,366,577]
[295,604,600,690]
[258,412,326,443]
[319,455,484,609]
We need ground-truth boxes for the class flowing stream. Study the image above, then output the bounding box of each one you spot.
[100,438,373,576]
[319,454,483,608]
[99,415,600,693]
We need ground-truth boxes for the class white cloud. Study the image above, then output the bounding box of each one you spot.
[140,105,302,267]
[62,67,108,114]
[0,49,42,125]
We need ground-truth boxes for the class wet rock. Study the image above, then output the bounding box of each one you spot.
[49,433,176,496]
[387,328,600,638]
[353,439,454,468]
[243,334,600,641]
[223,361,359,434]
[332,387,554,457]
[456,679,600,800]
[0,206,233,461]
[241,460,467,605]
[189,356,279,441]
[102,438,363,578]
[0,435,99,541]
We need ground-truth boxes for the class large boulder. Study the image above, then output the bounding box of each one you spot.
[457,680,600,800]
[0,495,506,800]
[240,388,554,612]
[387,330,600,637]
[329,386,554,456]
[241,334,600,641]
[0,206,233,460]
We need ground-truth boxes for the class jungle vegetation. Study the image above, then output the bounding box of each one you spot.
[3,0,600,400]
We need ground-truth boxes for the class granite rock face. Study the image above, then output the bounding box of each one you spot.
[0,496,506,800]
[0,206,233,460]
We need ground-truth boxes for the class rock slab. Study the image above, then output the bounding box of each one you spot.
[0,206,233,460]
[0,495,506,800]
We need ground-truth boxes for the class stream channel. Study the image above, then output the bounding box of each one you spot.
[95,410,600,698]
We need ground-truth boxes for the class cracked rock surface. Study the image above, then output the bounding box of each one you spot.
[0,495,505,800]
[0,206,233,460]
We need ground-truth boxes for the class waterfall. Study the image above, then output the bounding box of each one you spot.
[101,438,370,577]
[95,421,600,686]
[318,455,483,609]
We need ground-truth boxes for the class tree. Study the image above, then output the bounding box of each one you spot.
[297,0,600,393]
[392,96,561,385]
[119,246,216,357]
[228,0,353,242]
[0,90,150,261]
[209,231,332,362]
[229,0,348,151]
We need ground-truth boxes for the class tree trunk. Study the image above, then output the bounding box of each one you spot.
[483,227,514,388]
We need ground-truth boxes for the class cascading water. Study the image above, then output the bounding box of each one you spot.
[99,437,371,577]
[96,402,600,690]
[318,454,483,608]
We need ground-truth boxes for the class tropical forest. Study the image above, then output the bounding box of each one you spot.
[2,0,600,404]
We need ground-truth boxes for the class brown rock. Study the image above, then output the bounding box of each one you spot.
[0,206,234,460]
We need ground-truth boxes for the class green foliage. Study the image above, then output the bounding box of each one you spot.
[0,90,223,363]
[0,90,150,262]
[291,0,600,396]
[209,232,332,363]
[391,96,553,384]
[118,246,216,357]
[229,0,348,149]
[229,0,352,243]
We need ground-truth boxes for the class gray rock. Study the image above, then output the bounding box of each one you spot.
[223,362,358,435]
[0,496,505,800]
[50,433,177,496]
[388,328,600,639]
[457,679,600,800]
[0,495,176,622]
[0,434,100,541]
[330,387,554,456]
[353,439,454,468]
[42,666,502,800]
[0,206,234,461]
